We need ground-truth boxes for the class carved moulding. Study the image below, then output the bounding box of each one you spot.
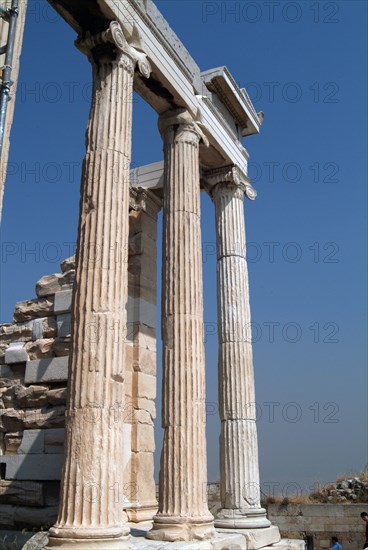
[158,107,210,148]
[75,20,151,78]
[204,164,257,201]
[129,187,162,220]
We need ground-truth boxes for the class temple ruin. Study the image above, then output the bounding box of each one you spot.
[0,1,306,549]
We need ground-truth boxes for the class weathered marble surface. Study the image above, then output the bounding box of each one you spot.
[148,109,214,543]
[211,172,272,528]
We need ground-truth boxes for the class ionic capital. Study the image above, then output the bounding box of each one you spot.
[205,165,257,201]
[75,21,151,78]
[158,108,209,147]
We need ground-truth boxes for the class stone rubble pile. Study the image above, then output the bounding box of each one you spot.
[0,258,74,527]
[324,477,368,503]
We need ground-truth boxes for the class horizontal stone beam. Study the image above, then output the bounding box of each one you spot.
[24,357,68,384]
[201,67,261,137]
[0,454,64,480]
[0,506,59,527]
[0,480,44,506]
[17,429,65,455]
[130,161,163,190]
[130,161,257,201]
[13,289,72,323]
[48,0,260,176]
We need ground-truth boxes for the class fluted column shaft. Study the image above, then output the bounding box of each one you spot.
[148,109,214,542]
[48,23,151,549]
[213,181,270,530]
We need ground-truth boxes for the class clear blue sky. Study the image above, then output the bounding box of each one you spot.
[0,0,367,495]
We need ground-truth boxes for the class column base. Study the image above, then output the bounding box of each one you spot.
[47,526,131,549]
[147,514,215,542]
[125,502,158,523]
[215,507,271,529]
[216,525,280,550]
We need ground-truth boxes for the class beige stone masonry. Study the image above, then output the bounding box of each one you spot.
[0,198,160,529]
[35,272,75,298]
[124,190,160,524]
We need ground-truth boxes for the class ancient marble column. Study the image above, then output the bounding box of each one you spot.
[207,166,279,545]
[148,109,215,542]
[47,22,151,549]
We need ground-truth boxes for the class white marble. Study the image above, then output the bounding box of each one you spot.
[208,167,278,545]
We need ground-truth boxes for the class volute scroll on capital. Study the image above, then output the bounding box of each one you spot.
[75,21,152,79]
[206,165,257,202]
[158,108,210,148]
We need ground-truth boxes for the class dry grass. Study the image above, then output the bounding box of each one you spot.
[336,466,368,482]
[262,467,368,506]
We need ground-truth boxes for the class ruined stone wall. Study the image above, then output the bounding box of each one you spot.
[0,195,159,528]
[266,503,366,550]
[0,257,75,528]
[205,485,367,550]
